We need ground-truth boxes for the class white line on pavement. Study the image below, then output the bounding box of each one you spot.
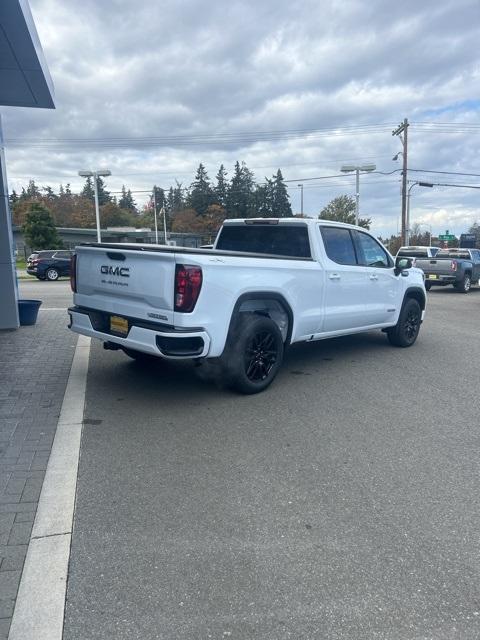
[8,334,91,640]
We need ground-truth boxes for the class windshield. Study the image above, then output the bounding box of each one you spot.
[397,248,430,257]
[435,250,470,259]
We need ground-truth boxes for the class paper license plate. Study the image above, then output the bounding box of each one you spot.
[427,274,438,280]
[110,315,128,335]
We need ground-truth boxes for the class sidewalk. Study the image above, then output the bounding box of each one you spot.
[0,310,77,638]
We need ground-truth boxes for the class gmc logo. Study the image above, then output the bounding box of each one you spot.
[100,265,130,277]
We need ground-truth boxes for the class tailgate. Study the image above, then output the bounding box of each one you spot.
[416,258,454,274]
[74,246,176,323]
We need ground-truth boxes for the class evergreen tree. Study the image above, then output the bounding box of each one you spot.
[226,161,256,218]
[22,202,63,249]
[81,176,95,201]
[20,180,41,201]
[255,179,274,217]
[81,176,111,205]
[42,185,57,201]
[9,190,18,207]
[96,177,111,206]
[214,164,228,207]
[271,170,292,217]
[118,185,137,213]
[319,195,371,229]
[188,163,215,216]
[65,183,72,197]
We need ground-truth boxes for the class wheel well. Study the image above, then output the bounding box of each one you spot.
[405,288,426,311]
[230,294,293,344]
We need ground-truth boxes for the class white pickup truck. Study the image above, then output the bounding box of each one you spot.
[68,218,426,393]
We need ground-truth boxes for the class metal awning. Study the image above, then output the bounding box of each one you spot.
[0,0,54,108]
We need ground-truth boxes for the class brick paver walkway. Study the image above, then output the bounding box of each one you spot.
[0,311,77,638]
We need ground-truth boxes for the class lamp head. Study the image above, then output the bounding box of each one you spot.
[78,170,93,177]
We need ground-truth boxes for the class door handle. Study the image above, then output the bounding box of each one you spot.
[329,273,341,280]
[369,274,378,280]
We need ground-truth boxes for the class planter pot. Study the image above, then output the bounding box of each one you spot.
[18,299,42,326]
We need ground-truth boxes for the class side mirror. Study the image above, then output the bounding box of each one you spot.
[394,256,413,276]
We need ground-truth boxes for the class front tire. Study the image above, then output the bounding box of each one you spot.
[46,267,59,281]
[222,314,284,394]
[424,282,432,291]
[454,273,471,293]
[386,298,422,348]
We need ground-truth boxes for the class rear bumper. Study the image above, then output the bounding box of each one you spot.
[68,306,211,359]
[424,274,456,284]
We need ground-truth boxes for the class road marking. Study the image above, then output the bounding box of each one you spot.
[39,308,67,311]
[8,335,91,640]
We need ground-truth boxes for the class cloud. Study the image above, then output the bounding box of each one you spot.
[2,0,480,236]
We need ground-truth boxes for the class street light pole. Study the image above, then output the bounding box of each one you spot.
[340,164,376,225]
[92,175,101,243]
[152,186,158,244]
[297,183,304,216]
[78,169,111,243]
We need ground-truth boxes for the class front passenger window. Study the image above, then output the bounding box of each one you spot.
[357,232,390,268]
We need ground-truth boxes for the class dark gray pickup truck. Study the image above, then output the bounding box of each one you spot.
[415,248,480,292]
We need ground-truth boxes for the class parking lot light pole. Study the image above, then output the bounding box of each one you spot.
[78,169,112,242]
[407,181,433,244]
[297,183,304,216]
[340,164,376,225]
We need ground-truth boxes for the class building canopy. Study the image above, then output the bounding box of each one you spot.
[0,0,54,108]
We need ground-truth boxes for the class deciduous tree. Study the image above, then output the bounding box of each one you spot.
[319,195,371,229]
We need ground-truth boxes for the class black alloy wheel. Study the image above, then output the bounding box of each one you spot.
[244,329,278,383]
[223,314,284,394]
[387,298,422,347]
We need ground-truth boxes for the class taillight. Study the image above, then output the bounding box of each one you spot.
[451,260,457,271]
[70,254,77,292]
[174,264,202,312]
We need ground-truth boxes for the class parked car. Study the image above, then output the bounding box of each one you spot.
[414,248,480,292]
[27,250,74,281]
[68,218,426,394]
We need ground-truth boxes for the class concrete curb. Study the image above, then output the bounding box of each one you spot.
[8,335,91,640]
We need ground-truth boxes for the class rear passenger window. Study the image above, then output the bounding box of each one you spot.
[320,227,357,265]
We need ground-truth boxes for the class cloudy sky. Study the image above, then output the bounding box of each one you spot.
[3,0,480,236]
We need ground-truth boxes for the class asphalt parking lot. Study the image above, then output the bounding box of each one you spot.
[36,283,476,640]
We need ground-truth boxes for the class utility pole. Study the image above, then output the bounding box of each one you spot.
[392,118,409,245]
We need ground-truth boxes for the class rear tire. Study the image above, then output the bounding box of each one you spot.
[46,267,59,281]
[386,298,422,348]
[221,313,284,394]
[454,273,471,293]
